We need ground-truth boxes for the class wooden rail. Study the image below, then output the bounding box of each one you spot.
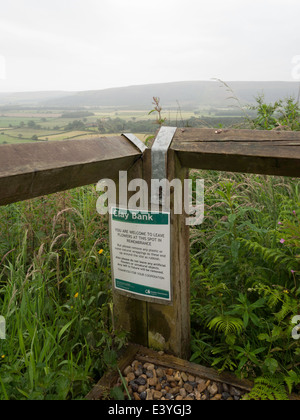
[0,128,299,358]
[172,128,300,177]
[0,136,142,206]
[0,128,299,208]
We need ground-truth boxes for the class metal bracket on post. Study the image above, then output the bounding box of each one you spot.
[151,126,177,206]
[122,133,148,154]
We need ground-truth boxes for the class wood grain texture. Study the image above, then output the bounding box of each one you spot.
[171,128,300,177]
[111,158,149,347]
[110,145,191,358]
[0,136,142,206]
[147,148,191,359]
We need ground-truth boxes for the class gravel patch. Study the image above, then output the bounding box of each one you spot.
[118,360,247,401]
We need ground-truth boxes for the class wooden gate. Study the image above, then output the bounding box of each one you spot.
[1,127,299,358]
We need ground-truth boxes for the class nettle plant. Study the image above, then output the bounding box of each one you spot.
[249,95,300,131]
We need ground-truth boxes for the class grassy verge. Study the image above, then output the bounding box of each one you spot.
[0,187,127,400]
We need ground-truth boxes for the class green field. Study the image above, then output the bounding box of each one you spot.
[0,105,246,146]
[0,134,33,144]
[0,96,299,400]
[0,109,144,144]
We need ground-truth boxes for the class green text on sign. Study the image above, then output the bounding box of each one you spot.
[112,208,169,225]
[115,279,170,299]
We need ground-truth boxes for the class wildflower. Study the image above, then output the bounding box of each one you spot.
[291,270,296,274]
[74,292,79,299]
[1,355,5,359]
[278,222,282,225]
[293,210,296,215]
[98,249,104,255]
[283,289,289,294]
[280,239,285,244]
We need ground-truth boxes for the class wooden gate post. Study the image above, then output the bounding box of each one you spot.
[146,145,191,359]
[111,152,148,347]
[111,129,191,359]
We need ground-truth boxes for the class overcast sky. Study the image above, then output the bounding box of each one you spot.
[0,0,299,92]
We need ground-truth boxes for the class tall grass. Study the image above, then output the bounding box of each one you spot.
[0,188,127,400]
[0,94,299,399]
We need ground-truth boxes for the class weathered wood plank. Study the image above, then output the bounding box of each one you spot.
[109,142,191,359]
[147,148,191,359]
[111,157,149,347]
[0,136,142,206]
[174,128,300,142]
[136,346,253,392]
[172,128,300,177]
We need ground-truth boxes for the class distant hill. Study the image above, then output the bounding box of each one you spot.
[0,81,299,109]
[0,91,73,106]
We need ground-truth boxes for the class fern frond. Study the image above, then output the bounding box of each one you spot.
[275,295,298,322]
[239,238,295,271]
[244,376,289,400]
[208,315,244,336]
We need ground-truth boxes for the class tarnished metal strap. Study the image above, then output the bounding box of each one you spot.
[151,126,177,205]
[122,133,148,153]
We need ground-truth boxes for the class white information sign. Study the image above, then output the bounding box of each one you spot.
[110,207,171,301]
